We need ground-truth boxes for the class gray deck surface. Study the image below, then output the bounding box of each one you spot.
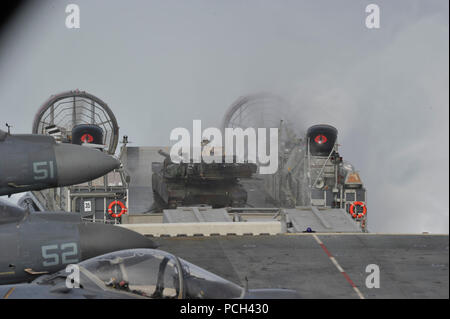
[155,234,449,299]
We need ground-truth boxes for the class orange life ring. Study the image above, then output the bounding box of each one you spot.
[108,200,127,218]
[350,201,367,219]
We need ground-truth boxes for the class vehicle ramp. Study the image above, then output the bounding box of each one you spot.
[283,207,363,233]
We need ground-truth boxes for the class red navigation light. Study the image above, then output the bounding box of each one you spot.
[314,134,327,144]
[81,133,94,143]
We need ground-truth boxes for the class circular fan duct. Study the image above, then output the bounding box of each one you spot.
[32,90,119,154]
[221,93,300,143]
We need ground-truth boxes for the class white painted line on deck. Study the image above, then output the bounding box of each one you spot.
[312,234,365,299]
[330,257,345,273]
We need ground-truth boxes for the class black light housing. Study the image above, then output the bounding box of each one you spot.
[72,124,104,146]
[307,124,338,156]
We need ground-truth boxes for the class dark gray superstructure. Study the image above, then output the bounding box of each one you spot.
[222,94,368,231]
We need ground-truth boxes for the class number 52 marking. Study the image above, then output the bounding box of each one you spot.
[41,243,79,267]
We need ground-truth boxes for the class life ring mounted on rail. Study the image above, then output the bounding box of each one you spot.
[108,200,127,218]
[349,201,367,219]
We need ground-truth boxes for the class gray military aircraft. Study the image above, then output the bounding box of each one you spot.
[0,128,120,196]
[0,200,157,285]
[0,248,300,299]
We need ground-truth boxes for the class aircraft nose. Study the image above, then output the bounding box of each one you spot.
[78,223,157,260]
[54,143,120,186]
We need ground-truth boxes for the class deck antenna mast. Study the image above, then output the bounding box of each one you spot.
[5,123,12,134]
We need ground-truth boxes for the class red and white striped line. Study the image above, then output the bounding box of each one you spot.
[313,234,365,299]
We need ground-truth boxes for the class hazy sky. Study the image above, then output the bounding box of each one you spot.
[0,0,448,233]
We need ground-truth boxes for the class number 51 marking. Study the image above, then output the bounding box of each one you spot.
[33,161,54,180]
